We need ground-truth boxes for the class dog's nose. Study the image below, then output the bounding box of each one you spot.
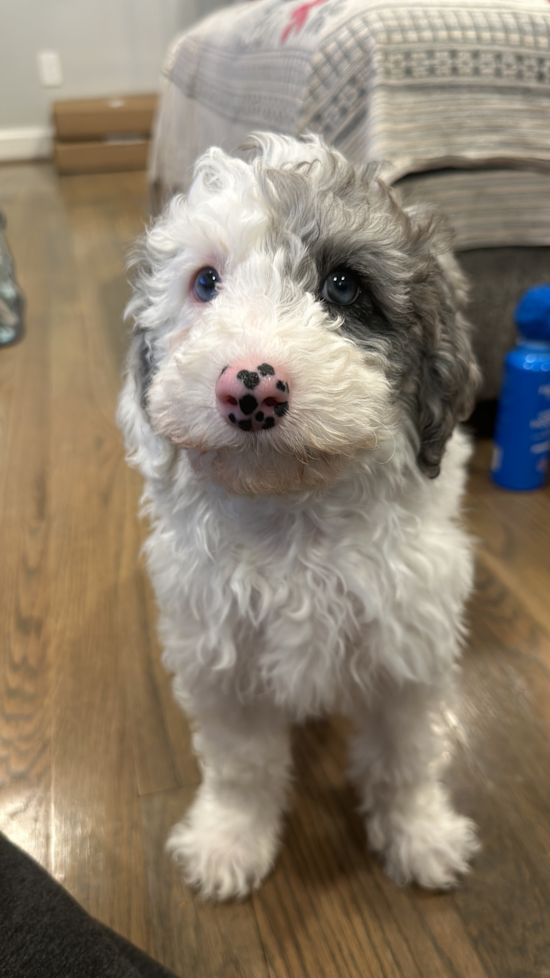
[215,362,290,432]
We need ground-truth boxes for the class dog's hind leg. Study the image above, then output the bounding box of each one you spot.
[348,680,479,889]
[167,693,292,900]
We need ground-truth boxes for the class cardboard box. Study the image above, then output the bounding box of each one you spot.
[53,95,157,142]
[54,138,150,175]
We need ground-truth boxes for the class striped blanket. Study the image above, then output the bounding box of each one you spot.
[150,0,550,248]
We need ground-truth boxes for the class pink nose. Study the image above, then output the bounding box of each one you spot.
[215,362,290,432]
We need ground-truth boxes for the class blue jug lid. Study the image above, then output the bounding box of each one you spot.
[515,284,550,341]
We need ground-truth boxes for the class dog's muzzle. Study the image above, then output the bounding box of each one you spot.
[215,361,290,433]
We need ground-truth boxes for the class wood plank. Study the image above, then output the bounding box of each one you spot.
[253,721,488,978]
[0,182,55,868]
[40,169,152,952]
[469,562,550,726]
[139,788,270,978]
[298,724,490,978]
[449,750,550,978]
[466,440,550,644]
[441,566,550,976]
[254,776,417,978]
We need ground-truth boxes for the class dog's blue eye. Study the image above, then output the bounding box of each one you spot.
[193,267,221,302]
[322,267,360,306]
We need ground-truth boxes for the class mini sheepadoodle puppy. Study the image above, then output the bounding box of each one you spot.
[118,133,481,900]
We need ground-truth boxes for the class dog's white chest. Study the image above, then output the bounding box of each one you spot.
[158,491,398,712]
[152,457,471,719]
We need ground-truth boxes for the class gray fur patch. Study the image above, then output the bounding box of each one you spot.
[128,330,155,416]
[248,140,479,476]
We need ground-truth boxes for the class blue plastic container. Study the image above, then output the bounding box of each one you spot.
[491,285,550,491]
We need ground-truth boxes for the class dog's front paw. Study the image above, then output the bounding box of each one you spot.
[367,783,480,890]
[167,787,282,900]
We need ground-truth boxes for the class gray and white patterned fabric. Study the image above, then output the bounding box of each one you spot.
[150,0,550,250]
[0,213,23,347]
[299,0,550,178]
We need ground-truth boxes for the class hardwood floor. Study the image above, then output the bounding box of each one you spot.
[1,162,549,978]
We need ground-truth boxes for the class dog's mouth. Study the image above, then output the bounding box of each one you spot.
[177,424,384,497]
[165,422,379,461]
[186,444,351,496]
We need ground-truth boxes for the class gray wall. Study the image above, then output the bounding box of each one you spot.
[0,0,224,130]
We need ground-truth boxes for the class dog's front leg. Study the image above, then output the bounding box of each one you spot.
[167,694,292,900]
[349,680,479,889]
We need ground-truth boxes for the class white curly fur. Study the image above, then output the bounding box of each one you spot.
[118,134,480,900]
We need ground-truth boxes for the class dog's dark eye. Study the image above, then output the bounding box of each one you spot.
[193,267,221,302]
[322,267,360,306]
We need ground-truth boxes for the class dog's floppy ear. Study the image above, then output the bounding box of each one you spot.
[117,327,158,464]
[406,213,480,478]
[127,328,154,416]
[117,226,159,435]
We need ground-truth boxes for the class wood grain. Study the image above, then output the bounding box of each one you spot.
[0,162,549,977]
[0,179,55,868]
[138,789,269,978]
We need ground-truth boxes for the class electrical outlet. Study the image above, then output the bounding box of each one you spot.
[37,51,63,88]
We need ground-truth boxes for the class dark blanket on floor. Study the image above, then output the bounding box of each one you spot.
[0,834,178,978]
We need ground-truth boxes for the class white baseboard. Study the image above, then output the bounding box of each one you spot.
[0,126,54,162]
